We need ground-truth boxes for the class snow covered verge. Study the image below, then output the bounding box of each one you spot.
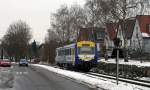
[32,64,150,90]
[100,59,150,67]
[96,59,150,79]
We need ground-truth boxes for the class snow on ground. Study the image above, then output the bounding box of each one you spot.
[32,64,150,90]
[99,58,150,67]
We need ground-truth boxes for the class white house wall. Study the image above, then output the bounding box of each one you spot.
[131,20,143,50]
[106,36,114,48]
[117,25,125,47]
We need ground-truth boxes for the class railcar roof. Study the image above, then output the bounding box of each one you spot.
[56,43,76,50]
[63,43,75,48]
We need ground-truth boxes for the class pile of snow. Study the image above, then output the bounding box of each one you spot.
[140,77,150,81]
[100,58,150,67]
[142,33,150,37]
[32,64,149,90]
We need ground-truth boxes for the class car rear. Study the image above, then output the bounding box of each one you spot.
[19,59,28,66]
[0,59,11,67]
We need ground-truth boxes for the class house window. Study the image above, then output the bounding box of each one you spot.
[136,33,138,38]
[136,26,138,31]
[146,24,150,32]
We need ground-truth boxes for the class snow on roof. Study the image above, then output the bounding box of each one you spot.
[142,32,150,37]
[33,64,150,90]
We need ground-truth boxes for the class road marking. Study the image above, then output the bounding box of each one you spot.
[16,72,28,75]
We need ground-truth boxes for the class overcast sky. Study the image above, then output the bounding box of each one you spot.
[0,0,85,43]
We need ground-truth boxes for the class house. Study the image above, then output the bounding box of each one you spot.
[93,27,106,56]
[130,15,150,53]
[105,15,150,57]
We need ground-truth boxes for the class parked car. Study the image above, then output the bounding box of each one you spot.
[19,59,28,66]
[30,58,40,64]
[0,59,11,67]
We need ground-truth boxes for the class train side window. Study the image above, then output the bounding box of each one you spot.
[59,50,61,56]
[64,49,66,55]
[67,49,70,55]
[58,50,61,56]
[67,49,69,55]
[62,50,65,55]
[65,49,68,55]
[60,50,63,55]
[69,48,71,55]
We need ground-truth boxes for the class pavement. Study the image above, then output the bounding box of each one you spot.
[0,64,96,90]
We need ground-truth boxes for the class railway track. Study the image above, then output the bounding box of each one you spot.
[84,72,150,88]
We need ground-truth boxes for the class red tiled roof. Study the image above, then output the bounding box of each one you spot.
[136,15,150,35]
[106,23,118,40]
[119,19,136,39]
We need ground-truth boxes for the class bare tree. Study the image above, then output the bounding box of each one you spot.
[85,0,116,27]
[51,4,87,44]
[40,29,59,64]
[1,20,31,61]
[69,4,87,40]
[51,5,70,43]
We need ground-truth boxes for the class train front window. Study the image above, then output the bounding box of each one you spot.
[78,46,94,54]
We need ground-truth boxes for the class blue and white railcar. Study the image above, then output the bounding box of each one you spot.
[55,41,98,71]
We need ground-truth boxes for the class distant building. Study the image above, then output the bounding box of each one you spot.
[77,28,95,41]
[130,15,150,53]
[93,28,106,57]
[77,27,106,57]
[0,47,8,59]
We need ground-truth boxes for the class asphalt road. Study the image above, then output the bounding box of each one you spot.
[0,64,97,90]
